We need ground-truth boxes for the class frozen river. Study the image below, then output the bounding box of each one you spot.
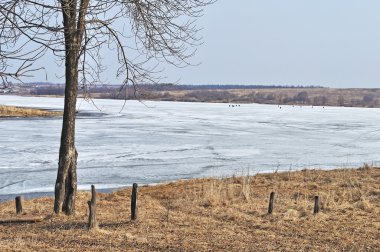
[1,95,380,199]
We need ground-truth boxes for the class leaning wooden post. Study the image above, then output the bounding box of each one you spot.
[15,196,23,214]
[268,192,275,214]
[314,196,320,214]
[87,185,97,230]
[131,183,138,220]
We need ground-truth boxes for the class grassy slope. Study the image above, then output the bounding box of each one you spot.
[0,167,379,251]
[0,105,62,117]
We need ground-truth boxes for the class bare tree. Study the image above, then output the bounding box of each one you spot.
[0,0,214,215]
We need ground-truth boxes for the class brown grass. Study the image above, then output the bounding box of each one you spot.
[0,167,379,251]
[0,105,62,117]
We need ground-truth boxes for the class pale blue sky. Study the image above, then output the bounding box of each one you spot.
[33,1,380,87]
[164,0,380,88]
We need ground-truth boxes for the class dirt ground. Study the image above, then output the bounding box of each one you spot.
[0,167,379,251]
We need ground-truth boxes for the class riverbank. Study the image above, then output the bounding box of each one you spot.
[0,105,62,117]
[5,86,380,108]
[0,167,379,251]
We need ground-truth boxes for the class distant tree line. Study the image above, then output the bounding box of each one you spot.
[140,84,325,91]
[15,84,380,108]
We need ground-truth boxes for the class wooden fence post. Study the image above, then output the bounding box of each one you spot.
[87,185,97,230]
[15,196,23,214]
[268,192,275,214]
[131,183,138,220]
[314,196,320,214]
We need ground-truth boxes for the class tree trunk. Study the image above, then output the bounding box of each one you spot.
[53,0,89,215]
[54,1,80,213]
[54,46,79,215]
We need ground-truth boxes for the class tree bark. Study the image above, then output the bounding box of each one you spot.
[54,0,80,215]
[54,47,79,214]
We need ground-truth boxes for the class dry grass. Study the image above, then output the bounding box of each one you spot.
[0,105,62,117]
[0,167,379,251]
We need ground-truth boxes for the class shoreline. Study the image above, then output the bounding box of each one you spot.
[0,104,62,117]
[0,187,120,203]
[0,166,374,203]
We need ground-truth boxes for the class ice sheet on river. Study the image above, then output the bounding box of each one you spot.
[1,95,380,197]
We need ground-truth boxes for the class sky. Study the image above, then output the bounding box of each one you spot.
[166,0,380,88]
[27,0,380,88]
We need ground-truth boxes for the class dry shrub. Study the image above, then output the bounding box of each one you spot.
[282,209,300,220]
[355,198,373,213]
